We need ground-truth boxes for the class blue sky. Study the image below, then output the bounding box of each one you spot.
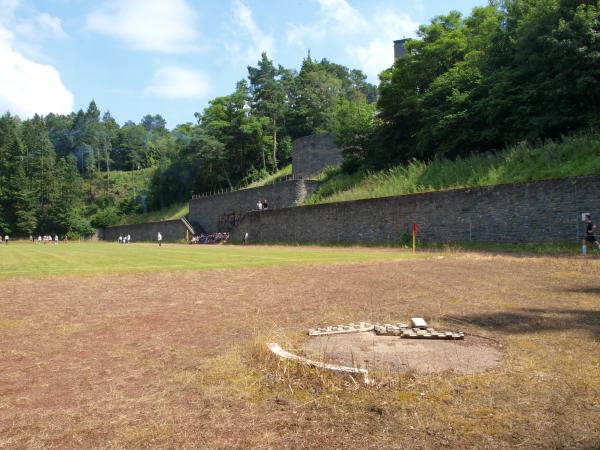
[0,0,486,128]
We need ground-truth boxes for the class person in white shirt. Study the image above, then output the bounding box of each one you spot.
[54,235,58,245]
[4,235,8,244]
[157,232,162,246]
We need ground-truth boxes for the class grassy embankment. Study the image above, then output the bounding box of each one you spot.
[117,202,189,225]
[244,164,292,188]
[307,131,600,204]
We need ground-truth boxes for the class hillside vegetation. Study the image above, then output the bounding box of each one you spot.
[117,202,189,225]
[307,132,600,204]
[244,164,292,189]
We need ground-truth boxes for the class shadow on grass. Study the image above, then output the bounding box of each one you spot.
[560,287,600,296]
[453,307,600,339]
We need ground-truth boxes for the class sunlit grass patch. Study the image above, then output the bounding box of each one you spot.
[0,242,423,279]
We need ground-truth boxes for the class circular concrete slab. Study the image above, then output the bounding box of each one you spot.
[301,333,502,374]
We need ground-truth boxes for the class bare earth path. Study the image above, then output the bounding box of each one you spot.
[1,254,599,448]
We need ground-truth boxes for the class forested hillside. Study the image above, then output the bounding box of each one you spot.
[0,0,597,237]
[337,0,599,170]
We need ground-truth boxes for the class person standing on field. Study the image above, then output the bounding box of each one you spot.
[157,232,162,247]
[4,234,9,244]
[582,214,600,256]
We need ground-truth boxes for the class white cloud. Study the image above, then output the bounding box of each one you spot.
[0,36,74,117]
[0,0,19,22]
[287,1,419,79]
[85,0,201,53]
[0,2,73,117]
[349,8,419,79]
[228,0,274,62]
[286,0,366,47]
[14,12,67,40]
[286,23,325,48]
[144,66,211,99]
[318,0,367,31]
[0,1,66,60]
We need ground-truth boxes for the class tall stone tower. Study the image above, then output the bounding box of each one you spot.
[394,39,409,60]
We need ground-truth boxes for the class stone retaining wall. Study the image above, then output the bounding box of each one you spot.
[99,219,191,243]
[230,176,600,244]
[189,179,319,233]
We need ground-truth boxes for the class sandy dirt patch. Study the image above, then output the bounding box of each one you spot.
[302,332,502,374]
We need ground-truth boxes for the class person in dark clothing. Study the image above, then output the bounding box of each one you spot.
[582,214,600,256]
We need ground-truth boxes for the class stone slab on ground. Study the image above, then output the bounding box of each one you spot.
[302,333,501,374]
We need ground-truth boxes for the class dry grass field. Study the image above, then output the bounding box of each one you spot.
[1,245,599,448]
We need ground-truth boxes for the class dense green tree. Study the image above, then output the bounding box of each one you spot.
[248,53,286,169]
[328,92,378,172]
[141,114,167,134]
[0,113,37,235]
[21,115,58,217]
[46,112,75,159]
[0,204,10,236]
[477,0,600,144]
[48,155,92,236]
[377,11,472,165]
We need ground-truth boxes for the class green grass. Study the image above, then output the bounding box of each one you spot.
[118,202,189,225]
[419,240,580,255]
[0,242,423,278]
[244,164,292,189]
[307,131,600,204]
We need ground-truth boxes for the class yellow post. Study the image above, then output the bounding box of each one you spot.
[186,229,189,242]
[412,221,417,254]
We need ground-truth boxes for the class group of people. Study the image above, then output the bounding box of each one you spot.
[118,235,132,244]
[190,232,229,244]
[31,235,64,244]
[256,199,269,210]
[2,234,69,244]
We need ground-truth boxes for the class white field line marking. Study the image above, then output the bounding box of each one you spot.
[267,342,372,385]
